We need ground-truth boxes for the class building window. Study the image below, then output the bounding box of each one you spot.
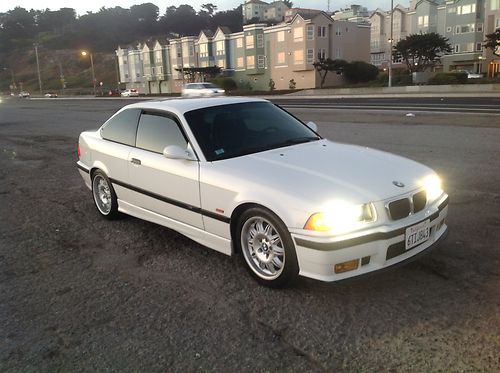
[257,34,264,48]
[293,27,303,42]
[237,57,244,68]
[476,23,483,32]
[335,48,341,58]
[246,55,255,68]
[454,44,460,53]
[277,31,285,42]
[246,35,254,49]
[294,50,304,64]
[476,43,483,51]
[257,55,265,68]
[446,26,452,33]
[418,15,429,27]
[447,7,456,13]
[216,41,225,55]
[306,49,314,64]
[335,26,341,36]
[317,48,326,60]
[237,38,243,48]
[189,45,194,57]
[491,0,500,10]
[199,44,208,58]
[176,46,181,58]
[455,25,461,34]
[277,52,286,64]
[457,4,476,14]
[306,25,314,40]
[317,26,326,38]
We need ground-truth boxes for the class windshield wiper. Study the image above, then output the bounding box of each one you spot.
[277,136,320,147]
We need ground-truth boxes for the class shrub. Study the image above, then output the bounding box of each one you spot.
[343,61,379,83]
[428,72,467,85]
[210,77,237,91]
[289,79,296,89]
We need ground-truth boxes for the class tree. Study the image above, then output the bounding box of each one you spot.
[484,28,500,57]
[394,32,452,73]
[313,58,347,88]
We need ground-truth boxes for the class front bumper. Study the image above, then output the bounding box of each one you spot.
[292,195,449,282]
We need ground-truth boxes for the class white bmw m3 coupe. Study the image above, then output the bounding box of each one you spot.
[77,97,448,287]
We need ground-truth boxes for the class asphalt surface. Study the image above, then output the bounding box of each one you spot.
[1,97,499,372]
[270,96,500,114]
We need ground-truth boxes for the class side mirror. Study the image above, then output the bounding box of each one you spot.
[163,145,196,161]
[306,121,318,132]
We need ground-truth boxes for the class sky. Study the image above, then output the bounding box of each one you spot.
[1,1,408,15]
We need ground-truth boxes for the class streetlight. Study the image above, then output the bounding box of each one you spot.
[388,0,394,88]
[81,51,96,96]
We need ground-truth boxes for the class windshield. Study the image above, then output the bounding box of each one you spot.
[201,83,218,88]
[184,102,320,161]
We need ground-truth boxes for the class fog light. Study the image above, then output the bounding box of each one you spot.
[334,259,359,274]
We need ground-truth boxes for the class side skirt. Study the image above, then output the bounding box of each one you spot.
[117,200,232,256]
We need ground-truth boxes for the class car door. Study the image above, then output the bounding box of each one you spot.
[127,110,203,229]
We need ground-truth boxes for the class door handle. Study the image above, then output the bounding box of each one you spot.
[131,158,141,165]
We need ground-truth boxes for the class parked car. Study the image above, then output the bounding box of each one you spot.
[18,91,30,98]
[44,92,58,98]
[121,89,139,97]
[77,97,449,287]
[182,83,225,98]
[454,70,483,79]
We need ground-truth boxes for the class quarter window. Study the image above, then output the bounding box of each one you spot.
[101,109,141,146]
[136,113,187,154]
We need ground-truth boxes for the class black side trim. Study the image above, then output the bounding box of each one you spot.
[296,196,448,251]
[109,178,230,224]
[77,163,90,174]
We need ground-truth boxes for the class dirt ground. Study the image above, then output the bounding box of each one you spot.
[1,97,499,372]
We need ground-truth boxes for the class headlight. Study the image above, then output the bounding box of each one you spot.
[422,174,443,202]
[304,201,375,233]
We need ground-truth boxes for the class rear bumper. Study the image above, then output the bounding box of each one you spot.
[292,196,449,282]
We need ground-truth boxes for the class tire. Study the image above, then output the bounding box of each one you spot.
[91,170,119,219]
[236,207,299,287]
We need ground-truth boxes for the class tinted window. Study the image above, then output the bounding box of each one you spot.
[101,108,141,146]
[184,102,319,161]
[136,113,187,153]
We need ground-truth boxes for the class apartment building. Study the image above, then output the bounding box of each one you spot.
[116,11,370,93]
[333,4,370,24]
[370,0,496,75]
[485,0,500,76]
[242,0,290,23]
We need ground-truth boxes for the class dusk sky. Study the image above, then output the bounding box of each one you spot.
[1,1,408,15]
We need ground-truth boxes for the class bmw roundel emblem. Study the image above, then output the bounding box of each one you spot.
[392,181,405,188]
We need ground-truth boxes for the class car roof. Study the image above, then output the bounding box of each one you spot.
[123,97,269,115]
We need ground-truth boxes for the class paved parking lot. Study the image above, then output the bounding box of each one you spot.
[1,97,499,372]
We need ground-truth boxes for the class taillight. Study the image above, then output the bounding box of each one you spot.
[77,144,81,158]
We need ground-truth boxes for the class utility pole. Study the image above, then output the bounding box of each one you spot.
[34,43,43,94]
[58,60,65,95]
[388,0,394,88]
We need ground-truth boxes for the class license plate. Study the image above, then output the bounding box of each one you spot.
[405,219,430,250]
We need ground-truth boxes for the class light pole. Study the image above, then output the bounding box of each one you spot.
[81,51,97,96]
[34,43,43,94]
[388,0,394,88]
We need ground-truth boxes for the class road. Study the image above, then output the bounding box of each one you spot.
[270,96,500,114]
[1,97,499,372]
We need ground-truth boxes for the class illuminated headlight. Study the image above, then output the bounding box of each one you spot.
[304,201,375,233]
[422,174,443,202]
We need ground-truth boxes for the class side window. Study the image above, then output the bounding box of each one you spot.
[101,108,141,146]
[136,113,187,154]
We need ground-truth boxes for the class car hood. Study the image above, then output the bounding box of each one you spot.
[211,139,433,206]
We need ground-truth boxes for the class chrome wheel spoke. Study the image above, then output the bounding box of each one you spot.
[241,215,286,280]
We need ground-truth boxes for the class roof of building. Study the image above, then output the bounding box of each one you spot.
[245,0,268,4]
